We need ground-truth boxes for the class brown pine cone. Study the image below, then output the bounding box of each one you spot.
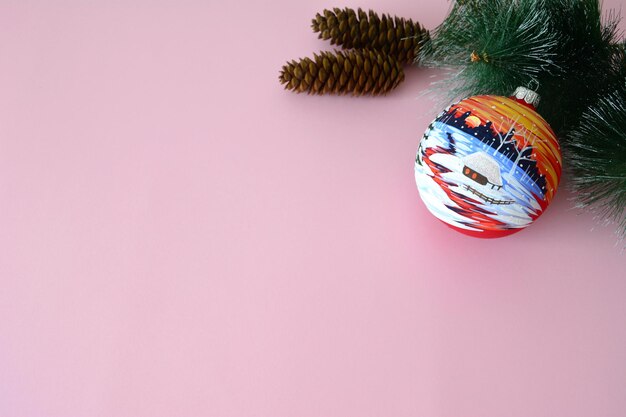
[311,7,429,64]
[278,49,405,96]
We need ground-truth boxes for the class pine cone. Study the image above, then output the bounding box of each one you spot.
[311,7,429,64]
[279,49,404,96]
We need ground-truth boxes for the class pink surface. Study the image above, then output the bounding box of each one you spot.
[1,1,625,416]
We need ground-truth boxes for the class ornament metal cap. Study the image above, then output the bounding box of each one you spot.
[513,86,540,108]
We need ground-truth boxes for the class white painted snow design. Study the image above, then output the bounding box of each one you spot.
[415,121,545,232]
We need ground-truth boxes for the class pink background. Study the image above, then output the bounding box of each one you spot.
[1,1,626,416]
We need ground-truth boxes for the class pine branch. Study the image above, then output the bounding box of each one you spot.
[565,81,626,240]
[418,0,622,137]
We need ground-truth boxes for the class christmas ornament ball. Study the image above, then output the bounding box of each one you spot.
[415,88,562,238]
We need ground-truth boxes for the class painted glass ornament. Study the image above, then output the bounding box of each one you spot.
[414,87,562,238]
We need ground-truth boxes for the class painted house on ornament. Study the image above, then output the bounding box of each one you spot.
[460,152,514,206]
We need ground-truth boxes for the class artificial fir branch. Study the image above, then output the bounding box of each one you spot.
[279,49,405,96]
[312,7,429,64]
[565,83,626,239]
[418,0,622,136]
[538,0,622,135]
[418,0,558,100]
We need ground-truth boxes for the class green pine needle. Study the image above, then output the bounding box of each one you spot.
[538,0,622,134]
[419,0,559,100]
[418,0,622,136]
[566,83,626,239]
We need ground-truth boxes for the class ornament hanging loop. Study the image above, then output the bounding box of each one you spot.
[526,79,540,92]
